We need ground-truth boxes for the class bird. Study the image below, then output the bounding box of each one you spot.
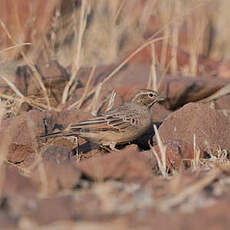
[42,89,164,150]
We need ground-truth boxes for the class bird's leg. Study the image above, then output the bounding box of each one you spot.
[99,145,111,153]
[109,143,118,151]
[67,136,81,161]
[99,143,118,152]
[74,136,83,162]
[74,136,79,155]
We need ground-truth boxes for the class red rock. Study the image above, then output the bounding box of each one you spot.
[2,164,37,198]
[76,145,156,181]
[159,76,229,109]
[31,145,81,194]
[153,140,195,170]
[214,94,230,110]
[158,102,230,154]
[18,196,77,225]
[218,59,230,79]
[151,103,171,122]
[0,110,55,163]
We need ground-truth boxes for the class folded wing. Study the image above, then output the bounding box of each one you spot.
[67,107,138,133]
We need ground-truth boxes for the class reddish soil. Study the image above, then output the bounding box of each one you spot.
[1,1,230,229]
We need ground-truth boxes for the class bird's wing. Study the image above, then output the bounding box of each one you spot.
[67,107,139,133]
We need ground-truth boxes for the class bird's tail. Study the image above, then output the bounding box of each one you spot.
[40,131,64,138]
[40,128,81,138]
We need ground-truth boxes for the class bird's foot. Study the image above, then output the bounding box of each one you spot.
[109,143,119,151]
[99,143,118,152]
[99,145,111,153]
[67,136,82,162]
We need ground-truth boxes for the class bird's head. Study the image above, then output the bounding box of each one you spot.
[129,89,165,108]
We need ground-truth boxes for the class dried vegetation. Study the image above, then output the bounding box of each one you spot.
[0,0,230,229]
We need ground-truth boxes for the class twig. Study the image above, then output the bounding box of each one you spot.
[105,90,116,112]
[62,0,89,104]
[68,66,96,110]
[150,125,167,177]
[0,75,24,98]
[0,43,31,54]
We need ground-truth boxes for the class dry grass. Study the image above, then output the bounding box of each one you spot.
[0,0,229,176]
[0,0,229,68]
[157,167,223,210]
[150,125,168,177]
[1,0,229,112]
[0,19,51,109]
[0,1,230,228]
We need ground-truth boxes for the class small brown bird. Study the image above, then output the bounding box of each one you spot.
[43,89,164,150]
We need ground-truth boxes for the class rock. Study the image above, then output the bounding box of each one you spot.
[151,103,172,123]
[158,102,230,154]
[218,59,230,79]
[1,164,37,198]
[31,145,82,194]
[152,140,195,170]
[214,94,230,110]
[16,196,77,225]
[1,110,55,163]
[76,145,156,181]
[159,76,229,110]
[41,145,72,163]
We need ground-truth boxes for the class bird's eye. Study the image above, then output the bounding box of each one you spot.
[149,93,154,98]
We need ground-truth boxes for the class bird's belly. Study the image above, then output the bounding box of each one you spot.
[84,124,151,145]
[114,125,150,144]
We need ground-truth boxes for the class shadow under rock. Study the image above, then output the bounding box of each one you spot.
[72,141,99,154]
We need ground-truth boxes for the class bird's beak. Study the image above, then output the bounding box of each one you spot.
[157,95,165,102]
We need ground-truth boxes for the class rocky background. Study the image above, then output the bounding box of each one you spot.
[0,0,230,229]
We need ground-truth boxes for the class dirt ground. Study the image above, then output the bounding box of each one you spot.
[1,1,230,229]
